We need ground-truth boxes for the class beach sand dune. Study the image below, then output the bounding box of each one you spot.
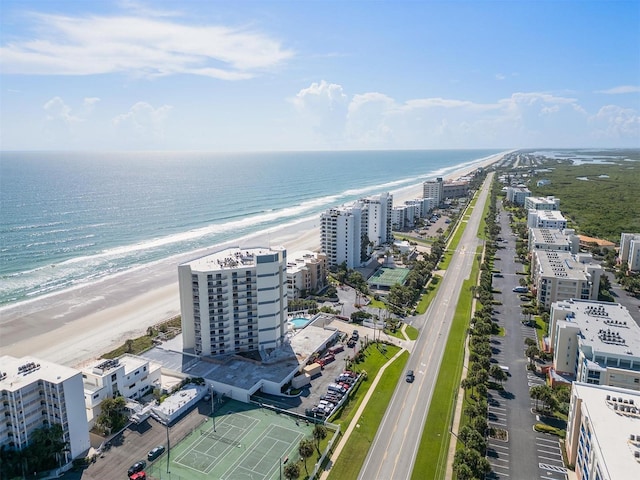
[0,153,505,366]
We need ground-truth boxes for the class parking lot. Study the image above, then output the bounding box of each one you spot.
[484,202,567,480]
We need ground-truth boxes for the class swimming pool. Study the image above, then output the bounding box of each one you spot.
[289,317,311,329]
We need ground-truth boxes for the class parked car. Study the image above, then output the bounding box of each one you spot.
[128,461,147,477]
[148,445,165,461]
[406,370,415,383]
[129,472,146,480]
[512,286,528,293]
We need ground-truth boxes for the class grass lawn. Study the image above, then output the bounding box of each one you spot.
[416,275,442,314]
[411,246,481,480]
[404,324,419,340]
[327,349,409,480]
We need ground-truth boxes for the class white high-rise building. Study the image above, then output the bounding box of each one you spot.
[423,177,444,205]
[360,192,393,246]
[0,356,90,463]
[524,195,560,211]
[320,204,363,269]
[179,247,288,357]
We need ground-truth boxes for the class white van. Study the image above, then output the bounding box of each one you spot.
[328,383,347,394]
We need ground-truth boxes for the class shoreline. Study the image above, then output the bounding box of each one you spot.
[0,152,506,367]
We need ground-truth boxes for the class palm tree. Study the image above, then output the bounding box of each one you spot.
[298,439,314,476]
[312,424,328,455]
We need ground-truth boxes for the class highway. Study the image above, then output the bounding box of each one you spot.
[358,172,494,480]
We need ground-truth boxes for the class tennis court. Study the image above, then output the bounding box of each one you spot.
[147,400,316,480]
[367,267,411,289]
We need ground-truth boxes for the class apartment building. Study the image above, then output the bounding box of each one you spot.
[531,251,602,309]
[528,228,580,254]
[285,250,327,300]
[82,355,161,427]
[442,180,470,199]
[565,383,640,480]
[549,300,640,389]
[505,186,531,205]
[423,177,444,205]
[0,356,90,462]
[360,192,393,246]
[178,247,288,357]
[320,204,362,269]
[620,232,640,272]
[524,195,560,211]
[527,209,568,229]
[391,206,407,230]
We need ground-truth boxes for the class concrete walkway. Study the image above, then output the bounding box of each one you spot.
[318,347,407,480]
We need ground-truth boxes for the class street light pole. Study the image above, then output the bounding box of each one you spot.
[166,421,171,473]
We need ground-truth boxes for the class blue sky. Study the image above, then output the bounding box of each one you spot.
[1,0,639,151]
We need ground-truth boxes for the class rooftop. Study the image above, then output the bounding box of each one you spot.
[531,209,566,221]
[181,246,285,272]
[535,251,599,281]
[572,383,640,478]
[553,300,640,358]
[0,355,79,391]
[530,228,576,246]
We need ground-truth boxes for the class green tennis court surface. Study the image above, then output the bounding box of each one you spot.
[147,400,316,480]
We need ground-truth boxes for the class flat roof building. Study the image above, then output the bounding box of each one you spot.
[528,228,580,254]
[285,250,327,300]
[320,204,362,269]
[620,233,640,272]
[524,195,560,211]
[505,186,531,205]
[565,383,640,480]
[179,247,288,357]
[0,355,90,463]
[532,251,601,309]
[527,209,568,229]
[549,300,640,390]
[423,177,444,205]
[82,355,162,427]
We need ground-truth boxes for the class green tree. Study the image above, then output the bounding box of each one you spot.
[283,462,300,480]
[312,424,328,455]
[489,364,508,385]
[28,423,68,471]
[526,345,540,366]
[298,438,314,475]
[96,396,128,434]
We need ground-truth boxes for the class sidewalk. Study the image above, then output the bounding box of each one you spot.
[318,347,406,480]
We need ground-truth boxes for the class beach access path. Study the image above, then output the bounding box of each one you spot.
[0,154,505,368]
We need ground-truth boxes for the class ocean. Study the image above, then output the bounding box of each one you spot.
[0,149,502,306]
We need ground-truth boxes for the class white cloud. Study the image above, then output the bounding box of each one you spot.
[292,81,349,146]
[113,101,172,138]
[43,96,81,124]
[495,73,506,81]
[596,85,640,94]
[0,11,294,80]
[590,105,640,140]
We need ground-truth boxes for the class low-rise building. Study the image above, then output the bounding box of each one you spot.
[524,195,560,211]
[527,209,568,229]
[528,228,580,254]
[442,180,469,199]
[505,186,531,205]
[82,355,162,427]
[0,356,90,463]
[531,251,601,309]
[549,300,640,389]
[285,251,327,300]
[620,232,640,272]
[565,383,640,480]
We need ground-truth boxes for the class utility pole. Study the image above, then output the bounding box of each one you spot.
[166,421,171,473]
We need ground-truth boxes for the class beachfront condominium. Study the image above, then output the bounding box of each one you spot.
[82,355,161,427]
[531,251,602,309]
[565,383,640,480]
[423,177,444,205]
[620,232,640,272]
[524,195,560,211]
[0,356,90,464]
[286,250,327,300]
[179,247,288,357]
[320,204,363,269]
[549,299,640,389]
[360,192,393,246]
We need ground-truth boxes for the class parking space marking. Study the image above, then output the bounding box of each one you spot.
[536,437,560,445]
[539,463,567,474]
[538,454,563,463]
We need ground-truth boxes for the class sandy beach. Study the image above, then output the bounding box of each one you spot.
[0,153,506,367]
